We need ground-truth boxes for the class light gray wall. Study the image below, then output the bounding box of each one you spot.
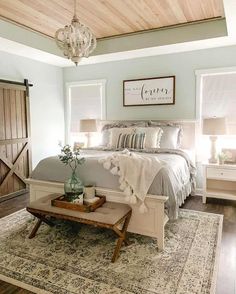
[64,45,236,121]
[64,45,236,192]
[0,51,64,168]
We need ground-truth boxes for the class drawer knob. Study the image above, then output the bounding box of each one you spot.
[221,172,224,175]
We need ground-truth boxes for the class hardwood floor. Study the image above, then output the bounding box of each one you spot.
[0,193,30,218]
[0,193,235,294]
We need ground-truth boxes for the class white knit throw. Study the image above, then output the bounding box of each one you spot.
[99,149,163,213]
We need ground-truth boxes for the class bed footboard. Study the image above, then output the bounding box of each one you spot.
[25,179,169,250]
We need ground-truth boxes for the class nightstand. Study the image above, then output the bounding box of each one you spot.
[203,163,236,203]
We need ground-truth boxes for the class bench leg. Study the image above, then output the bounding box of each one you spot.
[111,211,132,263]
[28,212,54,239]
[29,219,43,239]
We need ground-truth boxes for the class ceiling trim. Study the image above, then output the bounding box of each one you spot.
[93,18,227,56]
[0,15,225,42]
[99,17,225,41]
[0,36,70,66]
[78,35,236,67]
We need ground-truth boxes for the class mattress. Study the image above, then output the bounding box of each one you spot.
[31,148,196,220]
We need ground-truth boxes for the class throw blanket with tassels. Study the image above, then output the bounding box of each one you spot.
[99,149,163,212]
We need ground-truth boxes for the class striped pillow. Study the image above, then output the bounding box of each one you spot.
[116,133,146,149]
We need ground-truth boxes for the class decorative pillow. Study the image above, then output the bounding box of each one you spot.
[158,126,181,149]
[101,121,148,132]
[100,129,110,146]
[116,133,146,149]
[100,121,148,147]
[134,127,163,148]
[148,121,182,149]
[108,127,135,148]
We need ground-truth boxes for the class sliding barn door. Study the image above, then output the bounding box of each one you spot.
[0,80,31,200]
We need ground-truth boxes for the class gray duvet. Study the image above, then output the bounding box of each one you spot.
[31,148,196,220]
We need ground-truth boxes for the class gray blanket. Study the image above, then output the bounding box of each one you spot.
[31,148,196,220]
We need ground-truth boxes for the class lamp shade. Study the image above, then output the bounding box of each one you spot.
[79,119,97,132]
[202,117,226,135]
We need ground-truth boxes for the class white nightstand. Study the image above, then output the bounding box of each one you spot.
[203,163,236,203]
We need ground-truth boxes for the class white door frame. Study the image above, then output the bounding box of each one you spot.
[65,79,107,144]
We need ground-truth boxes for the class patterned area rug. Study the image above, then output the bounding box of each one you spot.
[0,209,222,294]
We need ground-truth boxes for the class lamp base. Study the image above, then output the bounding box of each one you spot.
[208,157,218,164]
[208,135,218,164]
[86,132,92,148]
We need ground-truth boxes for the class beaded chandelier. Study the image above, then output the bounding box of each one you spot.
[55,0,96,66]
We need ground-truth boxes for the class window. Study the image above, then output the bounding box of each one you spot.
[195,68,236,192]
[196,69,236,162]
[66,80,106,146]
[202,73,236,134]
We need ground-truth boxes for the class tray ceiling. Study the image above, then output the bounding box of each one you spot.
[0,0,225,39]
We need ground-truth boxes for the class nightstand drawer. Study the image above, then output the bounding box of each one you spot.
[207,167,236,181]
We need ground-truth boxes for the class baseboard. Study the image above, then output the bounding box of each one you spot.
[0,189,28,203]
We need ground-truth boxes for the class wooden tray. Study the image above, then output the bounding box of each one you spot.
[51,195,106,213]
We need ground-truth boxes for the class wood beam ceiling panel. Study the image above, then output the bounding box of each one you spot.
[0,0,225,39]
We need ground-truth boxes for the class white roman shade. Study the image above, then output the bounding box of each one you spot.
[70,84,101,132]
[202,74,236,134]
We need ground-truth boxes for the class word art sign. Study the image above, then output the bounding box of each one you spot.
[123,76,175,106]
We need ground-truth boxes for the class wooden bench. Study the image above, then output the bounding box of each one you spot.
[27,194,132,262]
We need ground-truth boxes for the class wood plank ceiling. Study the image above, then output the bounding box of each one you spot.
[0,0,225,39]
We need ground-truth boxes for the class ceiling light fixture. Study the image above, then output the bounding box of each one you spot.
[55,0,96,66]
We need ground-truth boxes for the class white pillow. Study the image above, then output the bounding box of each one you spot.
[100,129,110,146]
[135,127,163,148]
[108,127,135,148]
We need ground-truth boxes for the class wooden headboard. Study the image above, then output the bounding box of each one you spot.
[97,120,196,150]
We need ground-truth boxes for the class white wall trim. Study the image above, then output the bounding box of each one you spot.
[65,79,107,144]
[195,66,236,77]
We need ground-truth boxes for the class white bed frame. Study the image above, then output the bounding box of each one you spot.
[26,120,196,250]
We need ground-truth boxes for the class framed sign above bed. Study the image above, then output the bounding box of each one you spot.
[123,76,175,106]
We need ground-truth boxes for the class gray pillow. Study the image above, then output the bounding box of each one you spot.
[134,127,163,148]
[148,121,182,149]
[159,126,181,149]
[101,121,148,131]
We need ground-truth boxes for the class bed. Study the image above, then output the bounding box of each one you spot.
[26,120,196,250]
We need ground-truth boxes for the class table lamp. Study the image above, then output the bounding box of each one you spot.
[202,117,226,164]
[80,119,97,147]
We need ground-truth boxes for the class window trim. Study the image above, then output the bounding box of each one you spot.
[65,79,107,144]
